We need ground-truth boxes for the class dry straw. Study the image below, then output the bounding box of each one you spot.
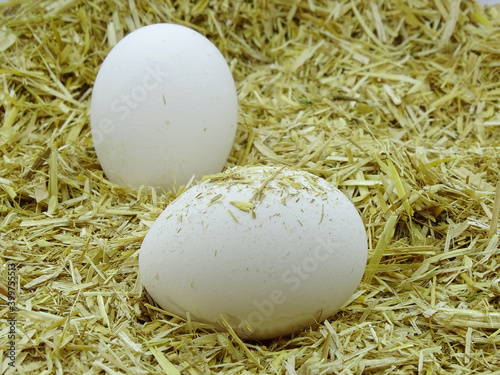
[1,0,499,373]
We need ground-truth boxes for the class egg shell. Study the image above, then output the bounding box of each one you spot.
[90,23,238,190]
[139,166,368,340]
[477,0,500,4]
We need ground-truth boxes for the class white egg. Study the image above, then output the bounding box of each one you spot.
[90,24,238,190]
[477,0,500,5]
[139,166,367,340]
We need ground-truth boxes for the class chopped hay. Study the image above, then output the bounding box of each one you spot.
[1,0,499,373]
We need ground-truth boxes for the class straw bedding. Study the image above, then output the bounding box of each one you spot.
[1,0,499,373]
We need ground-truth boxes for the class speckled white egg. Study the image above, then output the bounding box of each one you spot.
[139,166,367,340]
[90,23,238,190]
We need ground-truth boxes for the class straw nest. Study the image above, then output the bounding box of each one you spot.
[1,0,499,373]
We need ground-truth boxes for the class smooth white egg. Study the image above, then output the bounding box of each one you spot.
[139,166,368,340]
[477,0,500,5]
[90,23,238,190]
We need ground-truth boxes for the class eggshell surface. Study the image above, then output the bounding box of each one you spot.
[477,0,500,5]
[139,166,368,340]
[90,24,238,190]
